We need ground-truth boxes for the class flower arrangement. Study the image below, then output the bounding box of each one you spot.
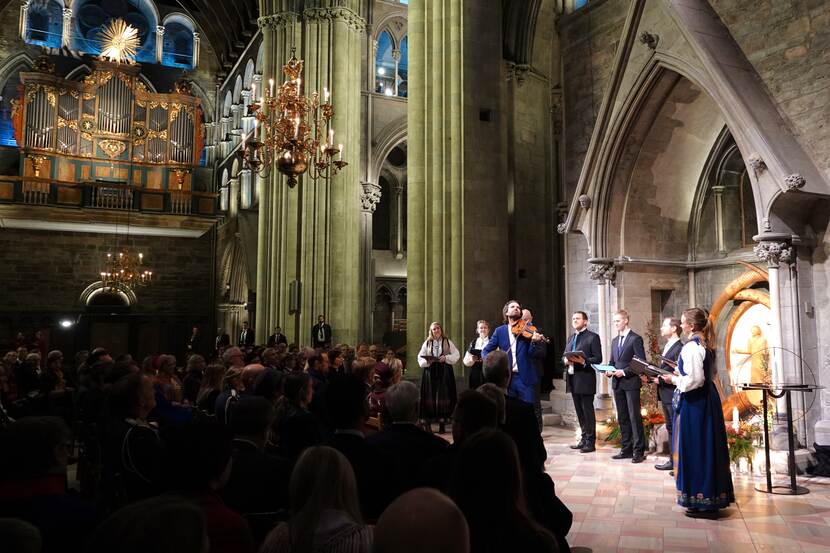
[726,421,761,469]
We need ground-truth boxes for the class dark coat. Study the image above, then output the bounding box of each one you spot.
[564,329,602,396]
[609,331,646,391]
[503,394,547,474]
[221,439,290,515]
[327,432,395,522]
[657,339,683,402]
[311,323,332,347]
[366,423,449,493]
[239,328,255,348]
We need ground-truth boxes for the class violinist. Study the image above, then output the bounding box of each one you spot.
[481,300,547,431]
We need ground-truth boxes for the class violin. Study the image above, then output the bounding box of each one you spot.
[510,319,550,343]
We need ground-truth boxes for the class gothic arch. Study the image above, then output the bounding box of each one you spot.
[79,282,137,306]
[219,238,248,305]
[370,116,407,184]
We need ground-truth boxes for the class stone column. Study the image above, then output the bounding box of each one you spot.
[19,2,29,40]
[255,1,364,346]
[192,31,200,67]
[391,180,405,258]
[753,233,792,416]
[588,259,615,399]
[240,90,253,133]
[713,185,726,255]
[407,0,466,376]
[360,181,381,340]
[230,104,243,137]
[391,49,401,96]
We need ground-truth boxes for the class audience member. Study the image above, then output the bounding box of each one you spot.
[163,420,255,553]
[367,381,448,494]
[260,446,372,553]
[86,495,207,553]
[373,488,469,553]
[222,396,290,516]
[276,372,322,460]
[450,429,559,553]
[0,518,42,553]
[196,364,225,414]
[182,354,206,404]
[214,367,245,425]
[0,417,97,553]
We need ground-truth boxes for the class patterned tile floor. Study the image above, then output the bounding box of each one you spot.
[540,426,830,553]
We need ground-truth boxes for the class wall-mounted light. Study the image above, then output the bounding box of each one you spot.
[59,319,74,328]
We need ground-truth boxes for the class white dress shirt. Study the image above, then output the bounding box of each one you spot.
[463,335,490,367]
[671,340,705,392]
[417,338,461,368]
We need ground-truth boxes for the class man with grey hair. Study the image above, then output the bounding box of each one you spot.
[367,381,448,493]
[373,488,469,553]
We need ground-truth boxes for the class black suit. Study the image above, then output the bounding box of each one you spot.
[658,339,682,448]
[503,394,547,474]
[366,423,448,495]
[216,333,230,352]
[609,330,647,456]
[564,329,602,446]
[311,323,332,348]
[239,328,255,348]
[328,432,394,522]
[267,332,288,347]
[221,439,290,514]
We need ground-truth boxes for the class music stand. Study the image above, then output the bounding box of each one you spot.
[735,382,823,495]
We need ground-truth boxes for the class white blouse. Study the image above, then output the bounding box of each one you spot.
[417,338,461,368]
[463,335,490,367]
[671,340,706,393]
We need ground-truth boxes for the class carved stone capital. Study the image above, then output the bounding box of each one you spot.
[746,153,765,172]
[783,173,806,193]
[303,7,366,34]
[556,222,567,234]
[360,181,382,213]
[587,261,616,284]
[257,13,299,31]
[506,62,531,86]
[639,32,659,50]
[754,241,792,267]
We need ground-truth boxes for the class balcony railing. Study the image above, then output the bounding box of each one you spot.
[0,175,218,217]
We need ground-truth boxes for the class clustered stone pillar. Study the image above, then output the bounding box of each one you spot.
[407,0,464,375]
[587,259,615,400]
[255,1,365,346]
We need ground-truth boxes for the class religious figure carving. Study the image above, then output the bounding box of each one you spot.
[731,325,770,404]
[587,262,615,284]
[746,153,765,172]
[578,194,591,209]
[753,241,792,267]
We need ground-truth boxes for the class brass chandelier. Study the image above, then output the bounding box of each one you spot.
[100,251,153,291]
[238,48,347,188]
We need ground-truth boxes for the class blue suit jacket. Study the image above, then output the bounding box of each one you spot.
[482,324,545,404]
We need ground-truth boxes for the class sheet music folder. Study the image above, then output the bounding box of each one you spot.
[630,357,674,377]
[592,364,616,373]
[657,354,678,369]
[563,351,586,361]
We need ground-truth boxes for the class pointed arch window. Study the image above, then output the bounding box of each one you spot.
[162,15,196,69]
[25,0,63,48]
[375,31,408,98]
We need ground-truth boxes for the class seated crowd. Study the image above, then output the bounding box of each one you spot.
[0,338,571,553]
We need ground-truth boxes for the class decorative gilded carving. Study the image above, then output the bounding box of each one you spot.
[99,139,127,158]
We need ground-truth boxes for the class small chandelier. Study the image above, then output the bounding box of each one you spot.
[237,48,347,188]
[100,251,153,291]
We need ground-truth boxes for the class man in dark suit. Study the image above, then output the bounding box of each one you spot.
[563,311,603,453]
[366,380,448,495]
[651,317,682,471]
[311,315,332,348]
[215,327,230,355]
[606,309,647,463]
[187,326,202,357]
[325,375,394,521]
[239,321,254,349]
[481,350,572,551]
[266,326,288,348]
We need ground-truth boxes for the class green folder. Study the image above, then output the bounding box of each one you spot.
[592,364,616,373]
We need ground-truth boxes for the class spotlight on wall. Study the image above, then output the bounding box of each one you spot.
[59,319,74,328]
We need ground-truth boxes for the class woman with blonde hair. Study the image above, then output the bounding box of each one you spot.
[660,307,734,518]
[260,446,372,553]
[196,363,226,415]
[417,322,460,433]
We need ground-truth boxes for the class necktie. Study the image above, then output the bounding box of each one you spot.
[570,334,578,351]
[617,335,623,357]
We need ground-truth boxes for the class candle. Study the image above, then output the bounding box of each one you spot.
[324,87,330,102]
[297,78,301,95]
[269,78,274,97]
[338,143,342,161]
[732,407,739,431]
[329,129,334,147]
[294,116,300,139]
[241,132,247,148]
[251,82,256,99]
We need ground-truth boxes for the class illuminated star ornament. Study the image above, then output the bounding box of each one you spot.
[99,19,141,64]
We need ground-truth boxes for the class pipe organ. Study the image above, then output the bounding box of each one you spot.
[11,60,203,190]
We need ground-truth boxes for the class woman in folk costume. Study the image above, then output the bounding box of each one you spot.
[417,322,460,433]
[661,307,734,518]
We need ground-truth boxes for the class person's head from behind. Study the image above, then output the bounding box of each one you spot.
[326,375,369,431]
[46,350,63,371]
[0,417,71,480]
[16,347,27,362]
[107,373,156,421]
[373,488,469,553]
[157,354,177,377]
[384,381,420,423]
[186,354,206,373]
[222,347,245,369]
[482,350,510,390]
[252,368,284,404]
[451,390,498,445]
[0,518,41,553]
[228,396,275,446]
[89,347,113,365]
[164,420,233,493]
[476,384,506,425]
[350,357,376,384]
[86,496,207,553]
[306,350,327,375]
[450,429,526,526]
[283,372,312,409]
[289,447,362,549]
[24,353,40,368]
[261,347,278,367]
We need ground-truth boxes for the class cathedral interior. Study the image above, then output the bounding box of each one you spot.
[3,0,830,550]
